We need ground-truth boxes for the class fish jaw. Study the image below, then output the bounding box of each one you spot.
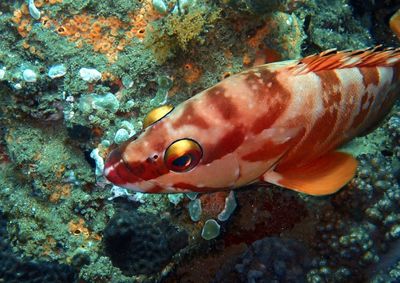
[103,147,141,187]
[103,147,163,193]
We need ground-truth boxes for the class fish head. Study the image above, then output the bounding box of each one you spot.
[103,102,241,193]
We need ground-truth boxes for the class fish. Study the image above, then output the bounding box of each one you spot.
[104,46,400,195]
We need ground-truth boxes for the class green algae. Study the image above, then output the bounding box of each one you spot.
[79,256,136,283]
[0,163,112,260]
[144,4,221,63]
[341,127,389,157]
[40,0,141,19]
[5,123,94,194]
[136,194,172,215]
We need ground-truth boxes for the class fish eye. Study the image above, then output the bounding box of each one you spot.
[143,105,174,129]
[164,139,202,172]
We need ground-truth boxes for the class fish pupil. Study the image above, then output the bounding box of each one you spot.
[173,154,191,168]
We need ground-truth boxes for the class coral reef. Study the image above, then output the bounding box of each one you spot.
[214,237,312,283]
[5,122,94,201]
[351,0,400,45]
[299,0,373,53]
[305,105,400,282]
[144,4,221,63]
[0,211,78,283]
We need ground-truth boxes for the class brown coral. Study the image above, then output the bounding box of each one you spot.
[12,5,31,37]
[69,218,90,238]
[183,63,202,84]
[51,0,161,62]
[12,0,161,63]
[199,192,229,219]
[48,184,71,203]
[127,0,161,40]
[68,218,101,241]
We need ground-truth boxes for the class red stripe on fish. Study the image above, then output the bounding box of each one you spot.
[206,86,239,120]
[104,149,142,186]
[172,102,210,129]
[202,127,245,164]
[318,70,342,106]
[360,66,380,86]
[247,71,291,134]
[126,159,169,181]
[242,130,303,162]
[351,91,374,130]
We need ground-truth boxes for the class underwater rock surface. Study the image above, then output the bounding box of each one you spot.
[103,210,188,276]
[214,237,311,283]
[0,211,78,283]
[0,0,399,282]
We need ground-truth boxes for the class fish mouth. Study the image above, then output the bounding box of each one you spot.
[103,148,142,186]
[103,148,165,193]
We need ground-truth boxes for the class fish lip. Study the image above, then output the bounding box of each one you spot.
[103,148,166,192]
[103,148,142,186]
[123,179,166,193]
[103,159,129,186]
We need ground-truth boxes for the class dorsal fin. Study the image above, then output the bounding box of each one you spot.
[289,46,400,75]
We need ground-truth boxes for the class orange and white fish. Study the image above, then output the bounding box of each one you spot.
[104,47,400,195]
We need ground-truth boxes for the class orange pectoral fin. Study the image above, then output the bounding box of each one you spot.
[262,151,358,196]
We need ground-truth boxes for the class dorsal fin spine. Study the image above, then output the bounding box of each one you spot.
[289,46,400,75]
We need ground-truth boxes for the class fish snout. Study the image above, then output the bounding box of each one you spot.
[103,148,142,186]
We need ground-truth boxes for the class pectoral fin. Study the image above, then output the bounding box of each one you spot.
[262,151,358,196]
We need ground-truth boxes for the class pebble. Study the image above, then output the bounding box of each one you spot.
[152,0,167,14]
[120,120,136,136]
[79,68,102,82]
[168,194,184,205]
[186,192,198,200]
[188,199,202,222]
[22,69,37,82]
[201,219,220,240]
[121,75,133,88]
[0,68,5,80]
[13,83,22,90]
[90,148,104,177]
[217,191,237,221]
[114,128,130,144]
[48,64,66,79]
[125,100,135,108]
[28,0,41,20]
